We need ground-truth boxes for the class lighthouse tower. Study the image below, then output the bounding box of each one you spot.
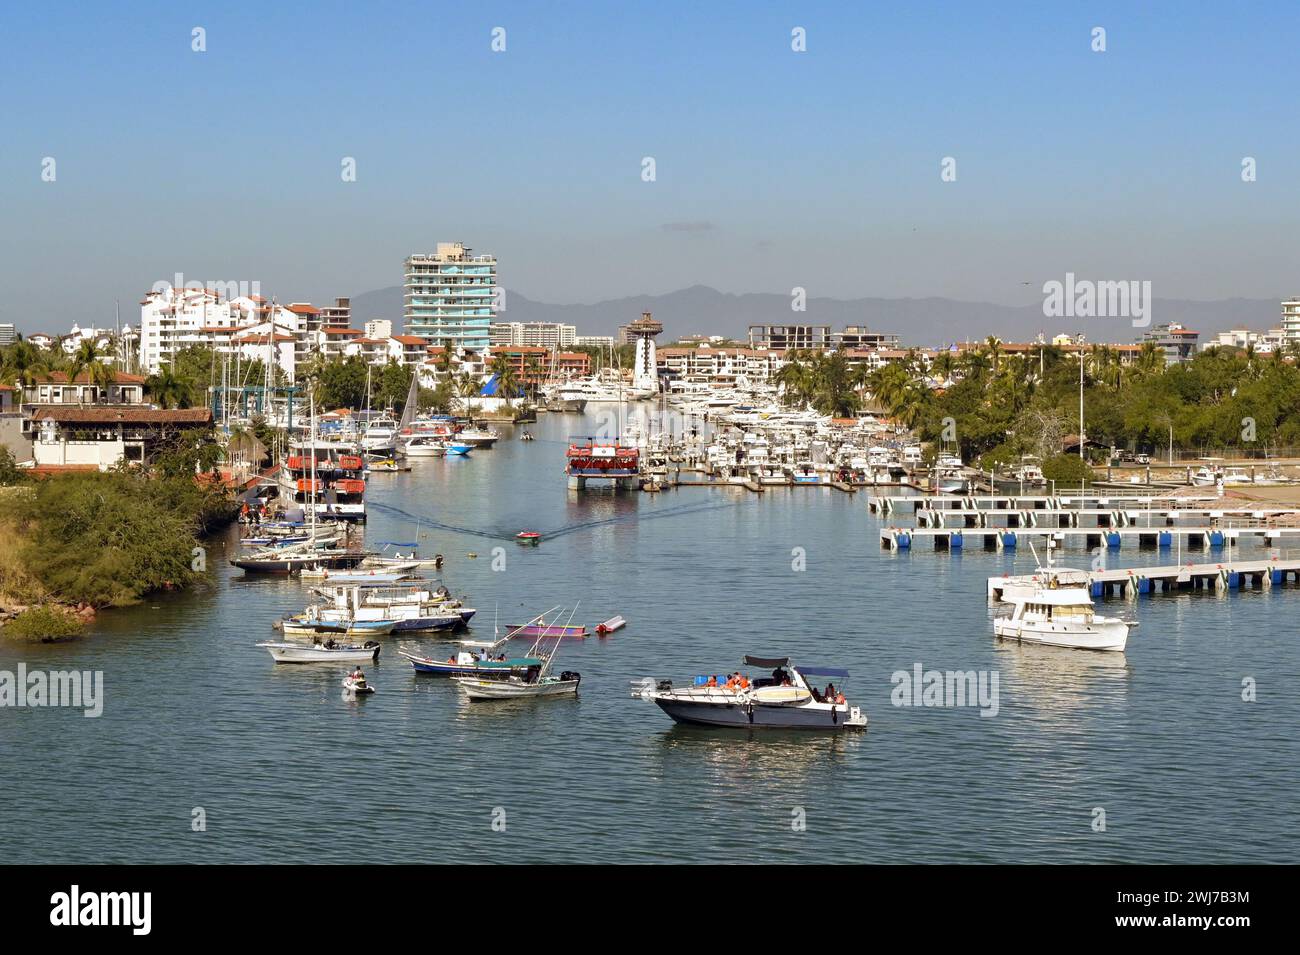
[627,311,663,395]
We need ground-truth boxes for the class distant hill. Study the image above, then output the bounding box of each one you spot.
[347,284,1282,348]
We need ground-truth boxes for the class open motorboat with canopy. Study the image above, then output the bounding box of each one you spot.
[633,656,867,730]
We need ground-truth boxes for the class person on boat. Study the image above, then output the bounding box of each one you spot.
[737,674,751,690]
[447,654,457,664]
[706,675,718,687]
[824,683,837,701]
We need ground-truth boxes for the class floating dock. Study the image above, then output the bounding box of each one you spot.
[987,558,1300,602]
[870,493,1243,516]
[880,525,1300,552]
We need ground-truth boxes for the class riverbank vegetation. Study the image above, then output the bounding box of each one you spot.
[778,342,1300,467]
[0,430,239,638]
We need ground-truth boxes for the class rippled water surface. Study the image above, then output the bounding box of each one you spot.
[2,410,1297,863]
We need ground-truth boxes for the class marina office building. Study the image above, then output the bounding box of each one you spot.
[404,243,497,351]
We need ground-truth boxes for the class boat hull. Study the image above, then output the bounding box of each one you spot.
[993,620,1129,652]
[258,642,380,663]
[455,678,579,700]
[653,697,866,730]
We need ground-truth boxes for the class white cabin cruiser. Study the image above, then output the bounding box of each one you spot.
[993,547,1134,652]
[633,656,866,730]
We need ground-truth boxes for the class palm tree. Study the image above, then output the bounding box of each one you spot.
[490,354,521,409]
[774,358,813,407]
[454,371,480,415]
[146,366,194,409]
[1,339,49,390]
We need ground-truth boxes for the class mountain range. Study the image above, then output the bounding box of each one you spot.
[348,284,1283,348]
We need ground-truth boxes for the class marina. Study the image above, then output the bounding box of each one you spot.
[7,404,1298,864]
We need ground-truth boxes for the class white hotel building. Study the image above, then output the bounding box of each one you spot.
[139,285,455,383]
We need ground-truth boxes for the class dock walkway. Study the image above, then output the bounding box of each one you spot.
[987,557,1300,601]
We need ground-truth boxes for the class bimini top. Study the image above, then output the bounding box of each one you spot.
[797,666,850,678]
[742,656,850,678]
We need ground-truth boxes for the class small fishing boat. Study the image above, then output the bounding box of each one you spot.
[504,621,588,639]
[515,530,541,546]
[446,443,473,456]
[298,567,415,584]
[455,670,581,699]
[595,615,626,635]
[520,431,535,441]
[454,607,582,700]
[633,656,867,730]
[278,616,396,638]
[257,640,381,664]
[400,649,545,678]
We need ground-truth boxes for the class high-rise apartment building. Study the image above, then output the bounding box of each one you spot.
[404,243,497,350]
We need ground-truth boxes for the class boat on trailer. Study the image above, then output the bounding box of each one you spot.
[633,655,867,730]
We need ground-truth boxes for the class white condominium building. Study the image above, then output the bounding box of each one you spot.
[490,321,577,350]
[404,243,497,350]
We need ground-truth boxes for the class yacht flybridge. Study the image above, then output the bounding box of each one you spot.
[993,545,1136,652]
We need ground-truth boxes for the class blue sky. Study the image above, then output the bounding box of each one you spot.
[2,0,1298,331]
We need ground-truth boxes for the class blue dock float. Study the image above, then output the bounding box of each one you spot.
[1106,531,1122,549]
[1158,531,1172,548]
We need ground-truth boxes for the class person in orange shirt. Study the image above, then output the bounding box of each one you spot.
[706,675,718,687]
[737,674,751,690]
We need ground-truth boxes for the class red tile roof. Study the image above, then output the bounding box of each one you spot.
[32,407,213,424]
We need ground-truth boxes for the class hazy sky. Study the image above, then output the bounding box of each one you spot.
[3,1,1298,332]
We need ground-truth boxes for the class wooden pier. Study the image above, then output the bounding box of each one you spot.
[986,557,1300,602]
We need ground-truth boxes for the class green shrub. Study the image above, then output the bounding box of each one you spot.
[1042,453,1096,486]
[3,606,85,642]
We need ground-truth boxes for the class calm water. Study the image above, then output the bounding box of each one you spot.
[2,408,1297,864]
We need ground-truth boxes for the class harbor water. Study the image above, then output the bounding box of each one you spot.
[2,408,1297,863]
